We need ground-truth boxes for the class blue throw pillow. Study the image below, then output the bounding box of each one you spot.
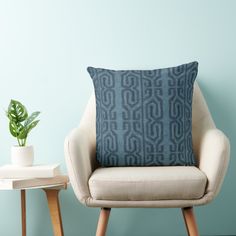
[87,61,198,167]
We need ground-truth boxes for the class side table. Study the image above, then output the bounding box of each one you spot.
[1,177,68,236]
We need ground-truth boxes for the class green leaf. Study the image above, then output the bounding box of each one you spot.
[18,120,40,139]
[24,111,40,127]
[9,121,24,138]
[18,129,28,139]
[27,120,40,130]
[7,100,28,122]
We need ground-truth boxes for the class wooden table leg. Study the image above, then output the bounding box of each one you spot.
[21,190,26,236]
[44,189,64,236]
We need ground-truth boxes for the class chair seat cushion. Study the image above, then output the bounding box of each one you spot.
[89,166,207,201]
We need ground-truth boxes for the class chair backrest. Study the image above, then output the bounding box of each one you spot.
[79,82,215,165]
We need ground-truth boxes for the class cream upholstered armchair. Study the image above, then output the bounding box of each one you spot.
[64,83,230,236]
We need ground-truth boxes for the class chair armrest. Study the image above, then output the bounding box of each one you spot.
[64,127,96,205]
[198,128,230,198]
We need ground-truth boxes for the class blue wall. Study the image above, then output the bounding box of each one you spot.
[0,0,235,235]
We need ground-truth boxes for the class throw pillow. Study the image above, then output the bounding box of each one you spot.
[87,61,198,166]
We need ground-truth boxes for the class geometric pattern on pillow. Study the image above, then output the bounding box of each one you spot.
[87,61,198,166]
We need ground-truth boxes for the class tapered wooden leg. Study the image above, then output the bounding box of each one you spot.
[96,208,111,236]
[182,207,199,236]
[44,189,64,236]
[21,190,26,236]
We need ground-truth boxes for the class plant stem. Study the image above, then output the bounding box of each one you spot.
[17,138,26,147]
[17,138,21,146]
[23,138,26,146]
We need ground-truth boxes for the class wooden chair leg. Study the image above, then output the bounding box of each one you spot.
[182,207,199,236]
[21,190,26,236]
[44,189,64,236]
[96,208,111,236]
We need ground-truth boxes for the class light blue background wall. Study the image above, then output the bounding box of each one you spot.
[0,0,235,235]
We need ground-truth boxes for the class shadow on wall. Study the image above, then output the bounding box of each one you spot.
[198,78,236,231]
[198,79,234,136]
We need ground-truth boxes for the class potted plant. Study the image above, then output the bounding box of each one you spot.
[6,99,40,166]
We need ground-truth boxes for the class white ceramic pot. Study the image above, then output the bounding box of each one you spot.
[11,145,34,166]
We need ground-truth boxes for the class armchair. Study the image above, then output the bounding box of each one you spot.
[64,83,230,236]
